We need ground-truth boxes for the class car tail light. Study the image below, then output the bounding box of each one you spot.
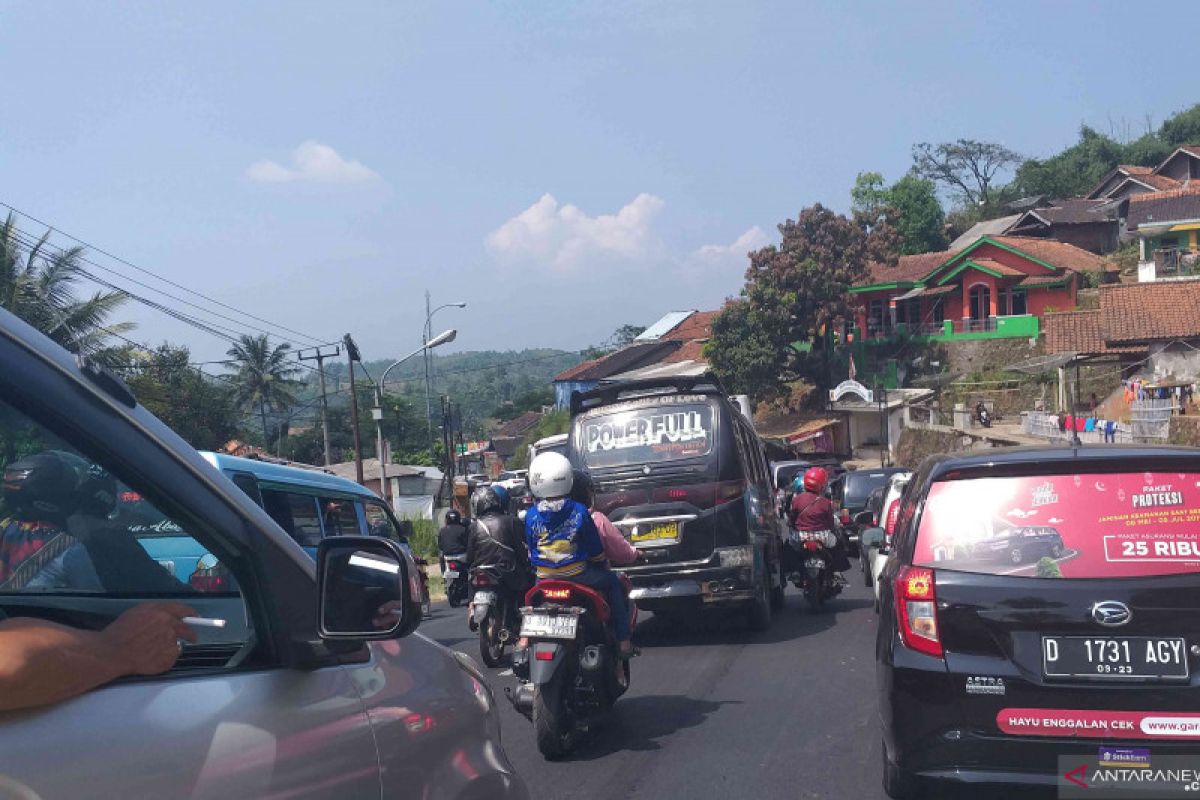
[895,566,941,658]
[542,587,571,600]
[884,499,900,538]
[189,566,229,592]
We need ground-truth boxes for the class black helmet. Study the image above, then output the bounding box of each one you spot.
[471,485,510,517]
[567,468,594,508]
[445,509,462,526]
[2,451,116,521]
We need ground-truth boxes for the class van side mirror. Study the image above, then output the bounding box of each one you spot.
[860,528,886,551]
[316,536,421,640]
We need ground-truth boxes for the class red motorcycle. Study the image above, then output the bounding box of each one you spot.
[507,576,636,759]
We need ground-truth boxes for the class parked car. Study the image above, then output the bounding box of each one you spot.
[494,469,528,494]
[827,466,909,555]
[863,470,912,610]
[569,375,785,630]
[0,308,528,799]
[878,445,1200,797]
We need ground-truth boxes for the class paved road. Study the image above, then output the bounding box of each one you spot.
[420,578,889,800]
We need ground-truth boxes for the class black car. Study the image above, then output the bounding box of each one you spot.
[971,525,1066,565]
[569,375,785,630]
[878,445,1200,797]
[828,466,909,555]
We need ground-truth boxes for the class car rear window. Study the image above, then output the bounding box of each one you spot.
[914,472,1200,578]
[578,399,715,468]
[844,472,893,507]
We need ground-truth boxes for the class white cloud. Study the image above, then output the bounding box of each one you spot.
[485,193,665,272]
[691,225,770,264]
[246,141,381,185]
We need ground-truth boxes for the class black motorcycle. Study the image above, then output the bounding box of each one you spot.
[442,553,469,608]
[506,577,634,759]
[470,563,523,667]
[786,528,843,610]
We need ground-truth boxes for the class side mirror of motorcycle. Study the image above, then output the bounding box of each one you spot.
[853,510,874,527]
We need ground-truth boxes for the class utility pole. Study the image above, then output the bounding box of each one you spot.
[424,290,433,449]
[298,344,341,465]
[343,334,364,484]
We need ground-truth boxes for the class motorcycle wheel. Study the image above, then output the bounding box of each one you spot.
[447,582,463,608]
[479,613,505,668]
[534,674,576,760]
[805,584,825,612]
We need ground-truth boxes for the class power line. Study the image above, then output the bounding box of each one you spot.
[0,200,331,347]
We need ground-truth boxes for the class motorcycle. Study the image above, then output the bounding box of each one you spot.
[506,576,636,759]
[442,553,469,608]
[786,528,843,610]
[976,404,992,428]
[470,563,522,667]
[413,556,433,618]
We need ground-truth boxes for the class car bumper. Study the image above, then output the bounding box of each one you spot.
[620,563,756,610]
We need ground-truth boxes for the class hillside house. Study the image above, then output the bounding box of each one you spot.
[1128,188,1200,282]
[851,235,1112,344]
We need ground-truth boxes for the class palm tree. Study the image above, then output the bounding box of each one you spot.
[226,334,301,447]
[0,213,132,356]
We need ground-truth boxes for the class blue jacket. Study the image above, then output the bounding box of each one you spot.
[524,498,604,579]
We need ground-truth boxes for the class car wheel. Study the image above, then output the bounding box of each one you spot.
[882,739,916,799]
[1009,547,1024,564]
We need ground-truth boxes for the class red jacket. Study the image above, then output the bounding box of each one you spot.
[789,492,834,531]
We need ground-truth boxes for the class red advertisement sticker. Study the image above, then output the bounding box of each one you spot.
[998,708,1200,739]
[914,472,1200,578]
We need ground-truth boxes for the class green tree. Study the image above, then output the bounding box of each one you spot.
[507,409,570,469]
[708,204,875,398]
[1158,104,1200,147]
[0,213,132,358]
[124,344,239,450]
[888,174,947,254]
[1012,126,1128,199]
[226,334,301,449]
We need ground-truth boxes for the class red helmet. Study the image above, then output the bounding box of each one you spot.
[802,466,828,493]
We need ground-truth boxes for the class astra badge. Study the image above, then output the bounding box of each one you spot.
[1091,601,1131,627]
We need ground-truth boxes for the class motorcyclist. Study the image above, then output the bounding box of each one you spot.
[525,452,635,659]
[437,508,470,575]
[567,469,639,568]
[465,484,532,602]
[786,466,851,580]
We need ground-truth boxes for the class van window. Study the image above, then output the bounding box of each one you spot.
[914,471,1200,578]
[578,400,715,468]
[260,490,323,548]
[320,497,360,536]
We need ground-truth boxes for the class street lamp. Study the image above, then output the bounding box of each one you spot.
[376,328,457,505]
[424,296,468,448]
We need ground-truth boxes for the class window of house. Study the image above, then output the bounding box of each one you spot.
[968,285,991,320]
[896,299,920,327]
[868,299,884,332]
[997,291,1008,317]
[1010,289,1027,315]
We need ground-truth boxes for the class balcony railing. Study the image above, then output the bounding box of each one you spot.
[1153,248,1200,278]
[955,317,997,333]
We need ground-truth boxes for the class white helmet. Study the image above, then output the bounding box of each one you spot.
[529,452,573,499]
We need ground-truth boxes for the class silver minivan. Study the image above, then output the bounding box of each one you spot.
[0,308,528,799]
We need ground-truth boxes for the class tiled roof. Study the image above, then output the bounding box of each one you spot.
[989,236,1113,273]
[1139,174,1184,191]
[948,215,1021,249]
[552,340,681,382]
[1124,165,1154,175]
[495,409,543,438]
[1017,273,1073,288]
[1029,198,1119,225]
[1127,187,1200,229]
[1183,145,1200,157]
[1101,280,1200,344]
[1043,311,1143,356]
[661,309,720,342]
[864,248,958,285]
[661,338,708,364]
[969,258,1024,277]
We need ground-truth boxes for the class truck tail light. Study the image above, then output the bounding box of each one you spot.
[895,565,942,659]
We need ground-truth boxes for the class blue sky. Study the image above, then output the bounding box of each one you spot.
[1,1,1196,362]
